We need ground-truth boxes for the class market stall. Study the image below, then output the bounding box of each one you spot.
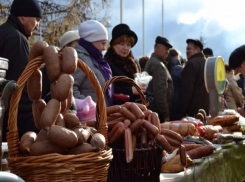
[161,141,245,182]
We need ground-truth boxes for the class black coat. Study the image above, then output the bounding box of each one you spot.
[105,56,138,103]
[177,52,209,119]
[0,15,38,141]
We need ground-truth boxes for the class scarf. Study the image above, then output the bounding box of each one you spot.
[104,47,139,77]
[79,39,113,105]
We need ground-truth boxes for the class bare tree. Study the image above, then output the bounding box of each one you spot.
[0,0,111,46]
[199,35,207,47]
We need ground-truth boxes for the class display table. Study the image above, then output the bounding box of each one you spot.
[160,141,245,182]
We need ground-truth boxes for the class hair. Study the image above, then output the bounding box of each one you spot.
[225,63,232,72]
[166,48,182,70]
[111,34,135,46]
[139,55,150,71]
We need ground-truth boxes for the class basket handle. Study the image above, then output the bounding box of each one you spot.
[7,57,108,157]
[101,76,147,106]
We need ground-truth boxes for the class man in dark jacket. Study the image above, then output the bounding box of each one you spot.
[0,0,42,141]
[145,36,173,123]
[177,39,209,119]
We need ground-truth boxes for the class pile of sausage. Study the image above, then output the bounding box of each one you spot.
[105,102,186,163]
[20,41,105,156]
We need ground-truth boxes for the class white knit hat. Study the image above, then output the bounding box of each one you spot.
[59,30,80,49]
[79,20,108,42]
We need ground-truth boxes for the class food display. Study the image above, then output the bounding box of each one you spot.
[19,42,106,157]
[6,40,112,182]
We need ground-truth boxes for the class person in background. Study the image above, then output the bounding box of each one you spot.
[203,47,214,58]
[222,79,229,110]
[104,23,146,104]
[237,73,245,97]
[177,39,209,119]
[73,20,112,106]
[0,0,42,141]
[229,45,245,116]
[225,63,244,110]
[59,30,80,50]
[139,55,150,71]
[166,48,183,121]
[144,36,173,122]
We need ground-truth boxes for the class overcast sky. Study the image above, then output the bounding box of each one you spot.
[104,0,245,62]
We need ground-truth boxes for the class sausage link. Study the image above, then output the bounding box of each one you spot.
[155,134,173,153]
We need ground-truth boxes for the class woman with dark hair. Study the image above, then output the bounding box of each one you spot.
[104,24,146,103]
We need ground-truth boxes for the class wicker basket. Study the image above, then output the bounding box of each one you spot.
[6,57,113,182]
[101,76,163,182]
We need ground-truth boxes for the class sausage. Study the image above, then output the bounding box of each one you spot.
[107,120,121,130]
[47,125,78,148]
[125,128,133,163]
[67,89,73,109]
[140,127,147,145]
[155,134,173,153]
[55,113,66,127]
[179,144,187,166]
[20,131,37,156]
[151,112,161,134]
[106,105,121,115]
[143,110,152,119]
[35,129,48,142]
[134,103,147,111]
[108,122,125,144]
[40,99,61,130]
[27,69,42,101]
[63,112,80,129]
[90,133,106,150]
[182,144,203,151]
[129,119,144,133]
[107,113,124,122]
[120,107,136,121]
[43,45,61,82]
[28,40,49,62]
[53,74,74,101]
[81,120,96,128]
[61,99,67,112]
[142,119,159,136]
[61,47,78,74]
[129,103,144,119]
[30,141,66,156]
[32,99,46,130]
[187,145,214,159]
[73,128,90,145]
[121,102,131,109]
[161,129,183,143]
[68,143,95,155]
[162,135,181,147]
[123,119,131,128]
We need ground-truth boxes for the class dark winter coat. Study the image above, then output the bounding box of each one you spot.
[0,15,38,142]
[144,53,173,122]
[177,52,209,119]
[104,50,139,103]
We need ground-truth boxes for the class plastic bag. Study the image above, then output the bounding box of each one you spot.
[134,71,152,90]
[75,96,96,122]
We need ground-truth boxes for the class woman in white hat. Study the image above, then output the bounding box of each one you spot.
[59,30,80,49]
[72,20,113,106]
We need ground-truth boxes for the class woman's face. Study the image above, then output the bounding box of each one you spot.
[91,40,107,53]
[113,40,132,57]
